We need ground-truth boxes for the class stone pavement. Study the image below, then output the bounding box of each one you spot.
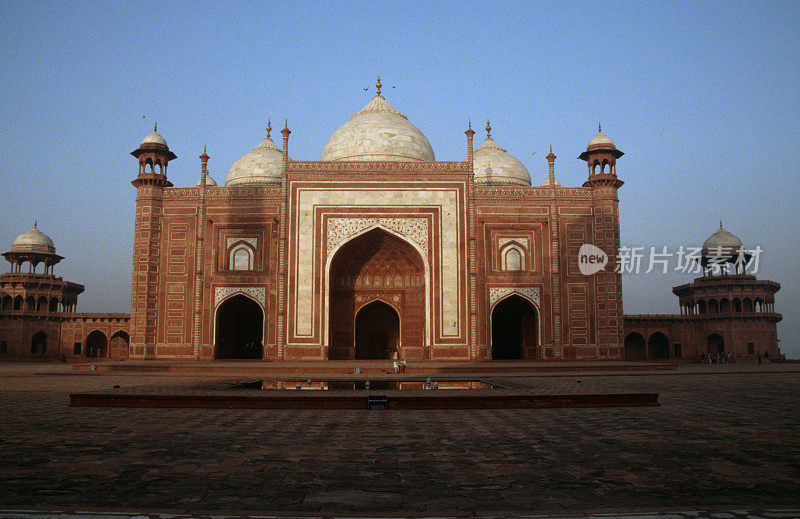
[0,364,798,516]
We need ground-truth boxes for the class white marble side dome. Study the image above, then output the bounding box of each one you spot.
[11,225,56,254]
[196,174,218,186]
[321,95,435,162]
[473,137,531,186]
[226,137,287,185]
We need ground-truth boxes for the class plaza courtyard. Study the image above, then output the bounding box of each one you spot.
[0,362,798,517]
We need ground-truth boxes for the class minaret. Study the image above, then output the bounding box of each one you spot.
[546,145,563,358]
[579,125,625,358]
[129,124,176,358]
[277,120,291,358]
[193,147,209,360]
[465,120,478,358]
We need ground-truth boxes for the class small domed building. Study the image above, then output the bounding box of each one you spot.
[623,223,783,362]
[0,224,129,359]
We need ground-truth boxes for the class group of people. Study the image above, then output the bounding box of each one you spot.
[392,358,407,374]
[700,352,733,364]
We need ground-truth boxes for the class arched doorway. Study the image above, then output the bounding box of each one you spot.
[215,295,263,359]
[708,333,725,354]
[85,330,108,358]
[491,295,538,360]
[109,331,130,358]
[647,332,669,359]
[355,301,400,359]
[624,332,646,360]
[31,331,47,355]
[328,228,425,360]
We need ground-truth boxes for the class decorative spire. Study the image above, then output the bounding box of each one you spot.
[720,219,723,229]
[465,120,475,162]
[154,122,158,133]
[550,144,553,153]
[598,122,602,133]
[34,219,37,229]
[486,120,492,139]
[376,76,382,96]
[266,119,272,139]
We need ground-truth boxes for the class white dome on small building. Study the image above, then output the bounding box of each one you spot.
[196,174,218,187]
[322,93,435,162]
[226,136,287,185]
[473,132,531,186]
[703,222,743,251]
[540,177,561,187]
[11,224,56,255]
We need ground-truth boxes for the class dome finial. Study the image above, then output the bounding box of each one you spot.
[468,118,472,129]
[598,122,602,133]
[720,219,723,229]
[266,119,272,139]
[376,76,382,96]
[550,144,553,153]
[34,219,37,229]
[486,119,492,139]
[154,122,158,133]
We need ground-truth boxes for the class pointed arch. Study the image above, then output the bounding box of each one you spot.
[625,332,646,360]
[215,294,264,359]
[85,330,108,358]
[109,330,130,358]
[489,292,541,359]
[31,331,47,355]
[325,224,430,355]
[499,241,527,271]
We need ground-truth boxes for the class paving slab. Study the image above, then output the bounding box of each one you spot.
[0,365,797,515]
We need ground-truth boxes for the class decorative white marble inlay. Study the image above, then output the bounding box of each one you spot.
[295,187,462,340]
[327,217,428,257]
[226,237,258,249]
[214,286,265,308]
[489,286,540,308]
[498,237,529,249]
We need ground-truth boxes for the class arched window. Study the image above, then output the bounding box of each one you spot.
[230,245,254,271]
[505,248,523,271]
[500,244,526,271]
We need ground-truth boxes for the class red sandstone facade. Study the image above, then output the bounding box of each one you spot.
[0,92,784,363]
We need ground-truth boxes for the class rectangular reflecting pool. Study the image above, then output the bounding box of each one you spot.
[227,380,495,391]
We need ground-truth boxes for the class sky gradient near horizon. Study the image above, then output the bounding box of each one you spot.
[1,1,798,357]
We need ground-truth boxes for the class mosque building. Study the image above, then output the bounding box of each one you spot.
[0,80,784,362]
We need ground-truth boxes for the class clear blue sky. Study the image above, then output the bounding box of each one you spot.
[1,1,798,357]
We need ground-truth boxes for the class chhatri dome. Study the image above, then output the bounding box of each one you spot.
[11,223,56,255]
[587,124,616,150]
[703,221,744,251]
[226,120,288,185]
[140,123,168,147]
[322,78,435,162]
[472,121,531,186]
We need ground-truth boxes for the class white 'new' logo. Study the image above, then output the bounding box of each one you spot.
[578,244,608,275]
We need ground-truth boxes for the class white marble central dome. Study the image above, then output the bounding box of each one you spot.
[322,95,435,162]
